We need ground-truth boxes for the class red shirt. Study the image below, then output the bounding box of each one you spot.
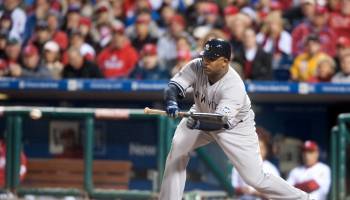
[292,22,337,56]
[97,43,138,78]
[52,31,68,50]
[329,12,350,39]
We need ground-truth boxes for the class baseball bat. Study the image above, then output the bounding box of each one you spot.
[144,107,228,124]
[144,107,189,117]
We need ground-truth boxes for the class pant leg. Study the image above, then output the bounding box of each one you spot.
[159,119,214,200]
[213,112,310,200]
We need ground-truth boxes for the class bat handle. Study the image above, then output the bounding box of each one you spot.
[144,107,188,118]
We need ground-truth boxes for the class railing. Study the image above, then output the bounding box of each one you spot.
[0,106,233,199]
[331,114,350,200]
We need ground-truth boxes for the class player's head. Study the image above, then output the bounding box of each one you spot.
[200,38,231,62]
[301,140,319,167]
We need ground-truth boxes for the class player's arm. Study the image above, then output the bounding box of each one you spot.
[294,179,320,193]
[215,83,247,130]
[164,59,197,117]
[186,116,228,131]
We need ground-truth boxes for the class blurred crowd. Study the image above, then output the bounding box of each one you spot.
[0,0,350,82]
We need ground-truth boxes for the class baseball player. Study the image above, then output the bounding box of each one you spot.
[287,141,331,200]
[160,38,310,200]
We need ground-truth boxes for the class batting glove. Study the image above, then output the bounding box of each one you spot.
[186,117,200,129]
[166,100,179,118]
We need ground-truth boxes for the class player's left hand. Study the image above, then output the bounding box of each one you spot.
[186,117,200,129]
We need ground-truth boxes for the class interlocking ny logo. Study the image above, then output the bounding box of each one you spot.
[205,44,210,51]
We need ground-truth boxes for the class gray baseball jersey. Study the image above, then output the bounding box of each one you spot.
[159,58,310,200]
[170,58,250,128]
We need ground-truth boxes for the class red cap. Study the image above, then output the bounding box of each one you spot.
[270,1,283,10]
[337,36,350,48]
[224,6,239,16]
[111,22,125,34]
[23,45,38,57]
[96,2,109,13]
[141,44,157,55]
[0,59,7,69]
[79,17,92,28]
[302,140,319,151]
[203,3,219,15]
[170,14,185,27]
[315,6,328,15]
[177,50,192,61]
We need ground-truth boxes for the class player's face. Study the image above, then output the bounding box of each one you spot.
[302,150,319,167]
[202,57,228,76]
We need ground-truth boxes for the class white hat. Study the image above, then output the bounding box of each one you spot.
[44,41,59,52]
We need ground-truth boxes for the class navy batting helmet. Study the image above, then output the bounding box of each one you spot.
[200,38,231,61]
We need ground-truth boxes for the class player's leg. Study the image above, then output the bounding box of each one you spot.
[214,114,310,200]
[159,119,214,200]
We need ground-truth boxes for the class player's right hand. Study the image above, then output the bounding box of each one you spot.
[166,100,179,118]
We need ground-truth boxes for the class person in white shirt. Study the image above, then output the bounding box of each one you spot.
[0,0,26,41]
[287,140,331,200]
[232,128,280,200]
[332,53,350,83]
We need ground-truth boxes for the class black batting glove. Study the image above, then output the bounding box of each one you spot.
[166,100,179,118]
[186,117,200,129]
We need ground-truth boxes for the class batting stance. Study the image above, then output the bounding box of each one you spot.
[160,38,311,200]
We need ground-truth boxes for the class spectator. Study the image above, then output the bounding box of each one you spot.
[287,140,331,200]
[283,0,316,30]
[11,44,52,79]
[29,20,51,55]
[226,14,251,61]
[124,0,160,26]
[0,13,12,37]
[130,43,169,80]
[0,31,7,59]
[290,34,330,81]
[234,28,272,80]
[69,29,96,62]
[157,14,194,68]
[110,0,125,22]
[292,6,337,57]
[223,6,239,35]
[232,128,280,199]
[332,53,350,82]
[171,49,192,77]
[196,2,223,29]
[63,47,103,79]
[308,56,336,82]
[4,37,21,75]
[63,4,81,35]
[329,0,350,39]
[0,0,26,40]
[78,17,95,47]
[47,10,68,51]
[257,12,292,72]
[157,4,176,30]
[97,23,138,79]
[94,1,113,28]
[43,41,63,79]
[335,36,350,70]
[128,10,159,52]
[23,0,50,43]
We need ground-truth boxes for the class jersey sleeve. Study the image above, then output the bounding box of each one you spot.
[169,59,198,97]
[286,169,297,186]
[314,164,331,195]
[215,82,248,129]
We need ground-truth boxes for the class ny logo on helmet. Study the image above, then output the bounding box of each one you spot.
[205,44,210,51]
